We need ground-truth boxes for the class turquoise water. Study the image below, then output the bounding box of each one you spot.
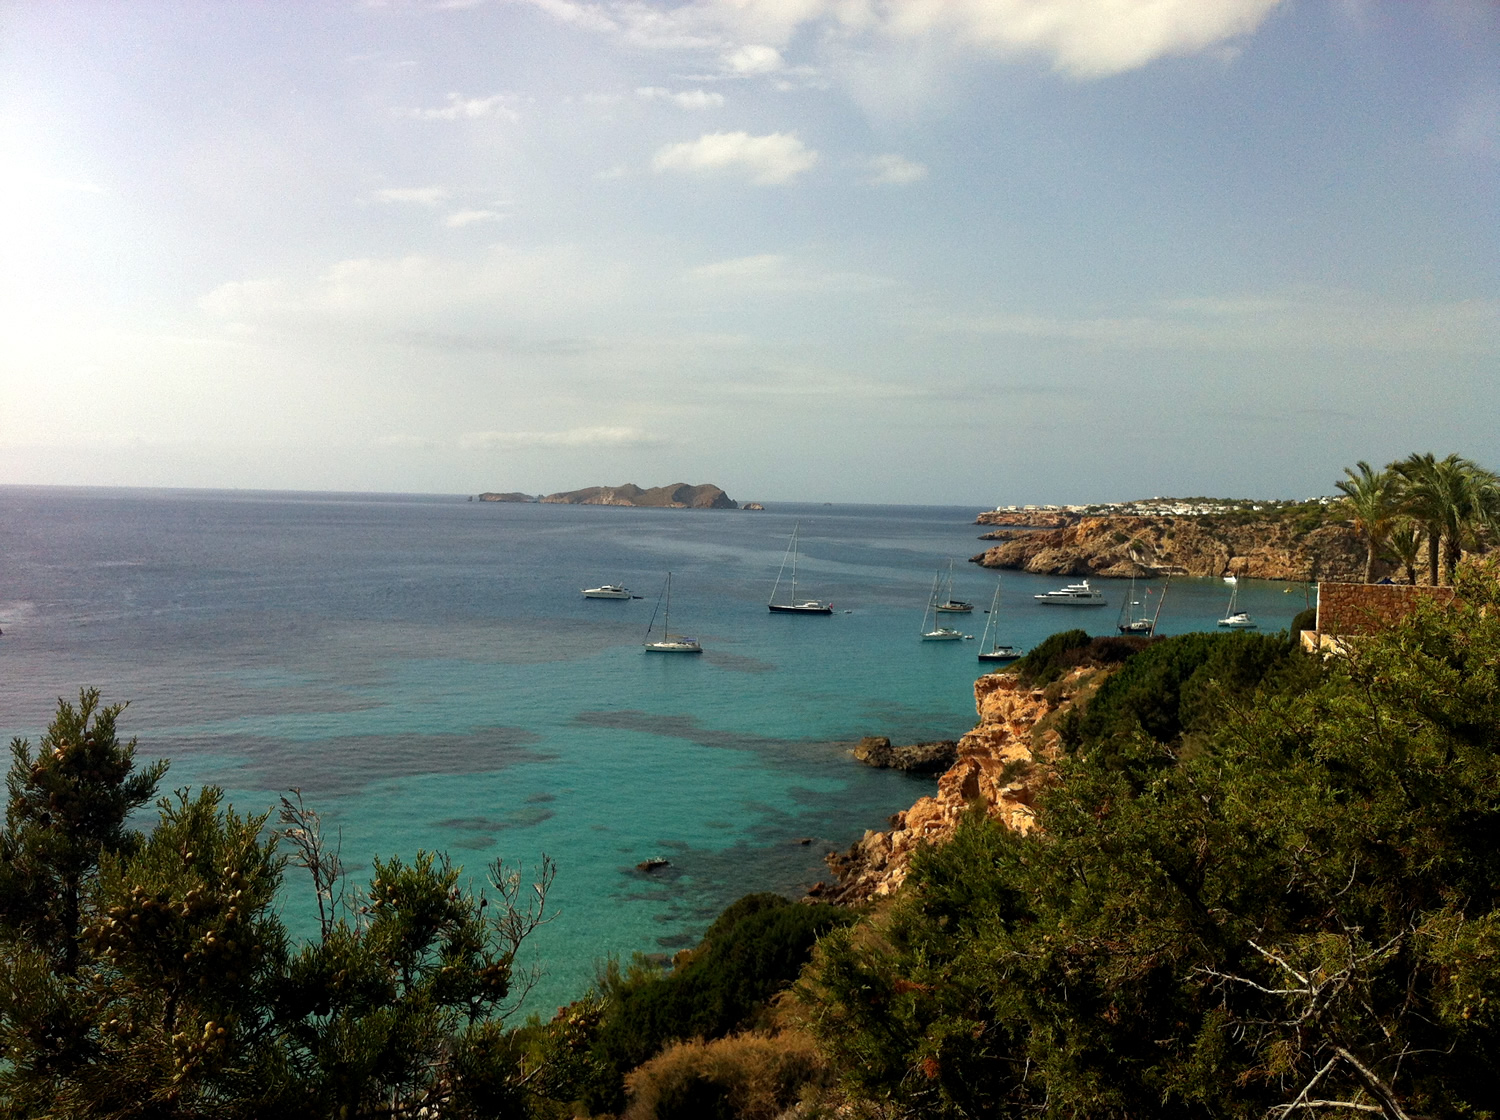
[0,487,1309,1011]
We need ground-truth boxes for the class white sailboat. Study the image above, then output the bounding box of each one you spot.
[933,558,973,613]
[1218,577,1257,629]
[768,522,832,614]
[977,578,1023,662]
[920,571,968,641]
[643,573,703,652]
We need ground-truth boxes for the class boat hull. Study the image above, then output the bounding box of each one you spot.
[583,586,632,599]
[978,646,1023,662]
[768,602,833,614]
[934,601,973,613]
[921,629,966,641]
[644,641,703,653]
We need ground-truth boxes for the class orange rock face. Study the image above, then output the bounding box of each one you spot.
[820,672,1065,904]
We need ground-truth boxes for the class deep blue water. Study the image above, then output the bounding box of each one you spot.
[0,486,1310,1010]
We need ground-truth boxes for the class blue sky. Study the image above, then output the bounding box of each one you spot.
[1,0,1496,504]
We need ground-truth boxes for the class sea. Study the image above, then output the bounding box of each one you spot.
[0,486,1310,1012]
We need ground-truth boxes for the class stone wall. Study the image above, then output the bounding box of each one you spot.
[1314,582,1456,637]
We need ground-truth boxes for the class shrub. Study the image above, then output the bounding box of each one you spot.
[1013,630,1153,688]
[623,1031,828,1120]
[567,894,854,1114]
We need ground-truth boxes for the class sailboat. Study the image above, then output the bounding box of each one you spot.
[1118,573,1171,636]
[933,558,974,612]
[977,578,1024,662]
[920,571,968,641]
[1218,577,1257,629]
[1117,576,1154,634]
[768,522,832,614]
[643,573,704,652]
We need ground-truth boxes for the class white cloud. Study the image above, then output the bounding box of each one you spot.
[520,0,1287,80]
[637,86,725,109]
[444,208,505,227]
[653,131,818,184]
[688,253,891,293]
[373,186,449,205]
[401,92,522,121]
[722,43,783,74]
[458,426,660,449]
[865,153,927,184]
[197,243,632,332]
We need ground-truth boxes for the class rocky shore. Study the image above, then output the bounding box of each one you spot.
[972,511,1375,582]
[814,671,1082,905]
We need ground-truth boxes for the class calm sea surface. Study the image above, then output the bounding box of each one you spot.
[0,487,1310,1010]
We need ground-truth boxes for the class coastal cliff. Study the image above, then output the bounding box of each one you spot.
[973,512,1375,582]
[539,483,737,509]
[818,671,1083,904]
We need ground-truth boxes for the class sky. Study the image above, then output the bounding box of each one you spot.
[1,0,1496,505]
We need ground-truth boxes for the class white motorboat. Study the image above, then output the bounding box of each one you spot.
[768,522,832,614]
[1218,579,1257,629]
[977,579,1024,662]
[583,584,632,600]
[1034,580,1107,606]
[643,573,703,653]
[920,571,970,641]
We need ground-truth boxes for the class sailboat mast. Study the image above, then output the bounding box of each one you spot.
[1150,574,1170,635]
[790,523,797,600]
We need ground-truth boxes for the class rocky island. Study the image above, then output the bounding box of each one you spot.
[971,496,1376,582]
[478,483,737,509]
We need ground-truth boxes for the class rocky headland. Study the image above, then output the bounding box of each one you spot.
[972,508,1375,582]
[815,670,1092,905]
[479,483,737,509]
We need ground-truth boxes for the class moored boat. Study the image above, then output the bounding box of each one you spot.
[1035,579,1107,606]
[768,522,833,614]
[583,584,632,599]
[644,573,703,653]
[977,578,1024,662]
[920,571,970,641]
[1218,579,1257,629]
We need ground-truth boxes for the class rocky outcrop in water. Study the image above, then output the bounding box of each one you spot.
[539,483,737,509]
[476,492,537,503]
[851,737,957,775]
[816,672,1078,905]
[972,513,1374,582]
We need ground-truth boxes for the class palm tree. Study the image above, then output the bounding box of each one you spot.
[1393,453,1496,585]
[1384,519,1423,585]
[1335,460,1400,584]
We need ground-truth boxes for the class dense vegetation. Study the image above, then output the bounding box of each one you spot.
[546,894,854,1116]
[0,693,554,1118]
[801,561,1500,1119]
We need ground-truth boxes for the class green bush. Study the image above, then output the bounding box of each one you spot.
[1013,630,1153,688]
[571,894,854,1114]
